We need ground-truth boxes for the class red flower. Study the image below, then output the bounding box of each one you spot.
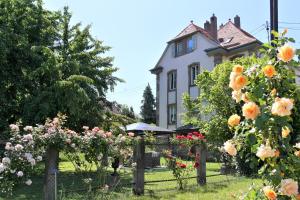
[187,135,193,140]
[194,162,199,168]
[176,162,187,168]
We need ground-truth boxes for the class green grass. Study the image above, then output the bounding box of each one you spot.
[0,156,262,200]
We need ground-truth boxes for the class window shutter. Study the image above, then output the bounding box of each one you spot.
[171,43,176,57]
[192,35,197,50]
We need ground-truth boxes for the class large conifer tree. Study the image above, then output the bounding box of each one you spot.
[140,84,156,124]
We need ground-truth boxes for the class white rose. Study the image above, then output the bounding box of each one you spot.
[36,156,43,162]
[25,179,32,186]
[279,179,298,196]
[24,153,33,160]
[9,124,19,132]
[15,144,24,151]
[23,134,33,141]
[223,141,237,156]
[256,144,275,160]
[2,157,11,165]
[294,143,300,149]
[29,158,36,166]
[17,171,24,177]
[71,143,76,148]
[5,142,12,151]
[0,163,6,173]
[23,126,33,132]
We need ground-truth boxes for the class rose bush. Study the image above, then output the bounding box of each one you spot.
[223,31,300,199]
[0,114,133,194]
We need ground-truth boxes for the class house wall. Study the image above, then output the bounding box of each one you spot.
[157,33,217,129]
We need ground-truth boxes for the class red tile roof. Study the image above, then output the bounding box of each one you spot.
[217,21,258,50]
[168,22,218,43]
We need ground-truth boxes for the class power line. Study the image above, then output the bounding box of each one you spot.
[279,21,300,25]
[250,24,265,34]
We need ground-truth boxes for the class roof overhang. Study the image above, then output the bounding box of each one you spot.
[205,40,262,57]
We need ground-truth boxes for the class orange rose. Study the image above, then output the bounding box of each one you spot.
[295,151,300,157]
[263,186,277,200]
[232,65,244,74]
[277,44,295,62]
[229,74,248,91]
[262,65,276,78]
[228,114,241,127]
[242,102,260,120]
[274,149,280,157]
[296,194,300,200]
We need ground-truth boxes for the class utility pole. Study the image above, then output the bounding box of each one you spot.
[270,0,278,44]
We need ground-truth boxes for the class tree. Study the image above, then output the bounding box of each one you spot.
[183,56,269,175]
[140,84,156,124]
[120,105,136,119]
[0,1,121,136]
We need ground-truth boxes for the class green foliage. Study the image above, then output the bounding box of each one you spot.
[0,1,121,136]
[183,56,268,147]
[140,83,156,124]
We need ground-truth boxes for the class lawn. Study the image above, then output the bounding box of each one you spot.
[0,156,262,200]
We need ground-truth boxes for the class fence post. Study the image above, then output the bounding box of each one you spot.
[196,144,206,185]
[133,137,145,195]
[44,147,59,200]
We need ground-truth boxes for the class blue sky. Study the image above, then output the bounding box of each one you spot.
[44,0,300,114]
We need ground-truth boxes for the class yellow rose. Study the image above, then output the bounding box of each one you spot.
[271,97,294,117]
[242,102,260,120]
[295,151,300,157]
[263,186,277,200]
[242,93,250,103]
[228,114,241,127]
[270,88,277,97]
[232,64,244,74]
[274,149,280,157]
[279,179,299,196]
[277,44,295,62]
[262,65,276,78]
[281,127,291,138]
[232,90,242,103]
[256,144,276,160]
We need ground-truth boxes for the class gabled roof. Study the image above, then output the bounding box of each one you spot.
[168,21,218,43]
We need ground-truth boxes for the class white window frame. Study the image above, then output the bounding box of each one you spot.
[190,64,200,85]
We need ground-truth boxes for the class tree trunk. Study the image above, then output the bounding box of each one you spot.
[196,144,207,185]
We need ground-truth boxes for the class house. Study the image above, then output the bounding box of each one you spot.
[150,14,261,130]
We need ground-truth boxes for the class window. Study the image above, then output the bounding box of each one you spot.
[176,41,184,56]
[189,64,200,85]
[174,35,196,57]
[168,71,177,90]
[168,104,176,124]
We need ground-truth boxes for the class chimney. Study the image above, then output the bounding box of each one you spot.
[204,20,210,32]
[234,15,240,28]
[210,14,218,40]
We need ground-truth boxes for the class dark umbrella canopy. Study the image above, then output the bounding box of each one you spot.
[125,122,173,135]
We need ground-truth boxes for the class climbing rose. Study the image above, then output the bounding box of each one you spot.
[229,73,248,91]
[263,186,277,200]
[23,126,33,132]
[281,126,291,138]
[262,65,276,78]
[277,44,295,62]
[228,114,241,127]
[279,179,298,196]
[232,64,244,74]
[271,97,294,116]
[9,124,19,132]
[232,90,242,102]
[256,144,276,160]
[242,102,260,120]
[223,141,237,156]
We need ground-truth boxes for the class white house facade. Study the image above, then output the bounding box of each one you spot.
[150,14,262,130]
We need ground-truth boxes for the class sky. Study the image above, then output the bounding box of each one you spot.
[44,0,300,114]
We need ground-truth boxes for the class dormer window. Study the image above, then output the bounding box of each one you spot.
[174,35,197,57]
